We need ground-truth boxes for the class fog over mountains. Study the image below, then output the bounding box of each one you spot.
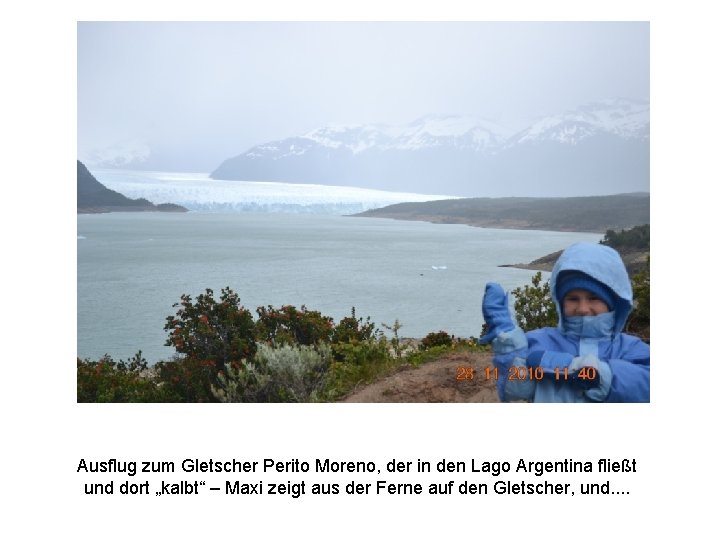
[211,98,649,197]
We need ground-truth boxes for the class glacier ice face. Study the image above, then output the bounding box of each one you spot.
[91,169,457,214]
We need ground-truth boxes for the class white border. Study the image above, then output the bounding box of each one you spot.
[3,1,716,537]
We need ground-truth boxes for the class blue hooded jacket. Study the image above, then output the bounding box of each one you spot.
[495,242,650,403]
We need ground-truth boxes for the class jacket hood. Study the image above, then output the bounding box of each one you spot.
[550,242,633,335]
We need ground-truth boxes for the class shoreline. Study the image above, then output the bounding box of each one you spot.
[499,247,649,275]
[350,214,605,234]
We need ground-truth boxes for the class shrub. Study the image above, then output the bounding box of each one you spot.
[211,358,271,403]
[163,287,257,371]
[380,319,407,359]
[154,356,221,403]
[211,343,333,402]
[322,339,395,400]
[77,352,172,402]
[626,256,650,341]
[420,330,453,350]
[332,307,379,344]
[255,304,333,346]
[511,272,558,331]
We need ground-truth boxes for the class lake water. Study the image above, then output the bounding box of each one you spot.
[77,212,600,363]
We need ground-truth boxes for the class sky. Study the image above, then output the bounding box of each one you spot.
[77,21,649,173]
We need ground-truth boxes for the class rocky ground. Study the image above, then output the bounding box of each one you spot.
[341,349,499,403]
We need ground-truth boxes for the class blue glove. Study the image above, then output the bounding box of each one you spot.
[568,355,613,400]
[526,350,574,370]
[479,283,516,344]
[527,352,612,400]
[568,355,600,390]
[479,283,528,353]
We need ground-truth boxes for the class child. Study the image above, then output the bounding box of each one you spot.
[479,242,649,402]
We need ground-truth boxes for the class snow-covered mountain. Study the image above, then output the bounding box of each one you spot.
[508,98,649,146]
[211,99,649,197]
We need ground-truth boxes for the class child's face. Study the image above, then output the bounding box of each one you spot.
[562,288,610,317]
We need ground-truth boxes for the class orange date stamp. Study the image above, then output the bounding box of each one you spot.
[456,366,597,382]
[455,366,475,380]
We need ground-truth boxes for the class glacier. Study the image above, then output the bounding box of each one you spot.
[90,169,458,214]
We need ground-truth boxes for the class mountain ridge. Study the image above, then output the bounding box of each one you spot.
[210,98,649,197]
[353,192,650,234]
[77,161,188,214]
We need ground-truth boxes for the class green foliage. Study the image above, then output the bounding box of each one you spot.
[380,319,408,359]
[404,340,476,367]
[163,287,257,371]
[361,194,649,233]
[601,223,650,250]
[154,356,221,403]
[256,342,331,402]
[511,272,559,331]
[420,330,453,350]
[77,352,172,402]
[212,343,332,403]
[321,339,395,400]
[332,307,379,344]
[84,284,492,402]
[255,304,333,346]
[627,256,650,340]
[210,359,269,403]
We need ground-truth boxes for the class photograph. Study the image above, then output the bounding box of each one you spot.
[77,21,650,403]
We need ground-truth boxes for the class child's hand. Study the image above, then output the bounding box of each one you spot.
[527,352,602,389]
[526,350,574,369]
[568,355,602,390]
[478,282,516,344]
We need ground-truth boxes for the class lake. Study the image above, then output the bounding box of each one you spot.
[77,212,600,363]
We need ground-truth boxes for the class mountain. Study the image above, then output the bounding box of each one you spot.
[77,161,188,213]
[211,98,649,197]
[354,192,650,233]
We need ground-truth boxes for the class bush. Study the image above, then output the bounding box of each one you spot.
[420,330,453,350]
[163,287,257,371]
[255,304,333,346]
[626,256,650,341]
[332,307,379,344]
[211,359,270,403]
[322,339,395,400]
[511,272,559,331]
[154,356,221,403]
[211,343,333,402]
[77,352,172,402]
[380,319,409,359]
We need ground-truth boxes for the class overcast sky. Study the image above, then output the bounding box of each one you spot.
[78,21,649,172]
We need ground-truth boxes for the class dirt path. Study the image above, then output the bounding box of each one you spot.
[341,350,499,403]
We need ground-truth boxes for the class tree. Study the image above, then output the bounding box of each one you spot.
[255,304,333,346]
[511,272,559,331]
[163,287,257,370]
[600,224,650,250]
